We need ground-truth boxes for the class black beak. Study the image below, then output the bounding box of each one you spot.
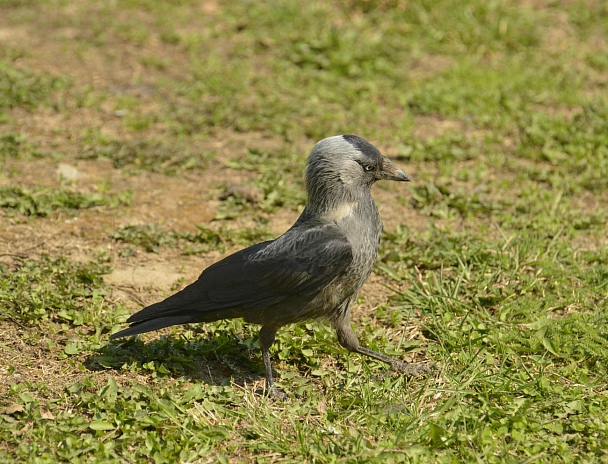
[380,156,412,182]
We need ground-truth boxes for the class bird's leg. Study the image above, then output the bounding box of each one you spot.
[259,325,284,397]
[352,345,434,376]
[333,307,434,376]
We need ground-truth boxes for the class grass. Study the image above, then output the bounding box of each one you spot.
[0,0,607,462]
[111,223,272,254]
[0,255,113,326]
[0,186,132,217]
[0,60,66,120]
[79,133,216,175]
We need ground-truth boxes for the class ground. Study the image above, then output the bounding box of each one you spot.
[1,1,607,462]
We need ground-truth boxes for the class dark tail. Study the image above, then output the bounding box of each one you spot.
[110,314,194,339]
[110,279,243,340]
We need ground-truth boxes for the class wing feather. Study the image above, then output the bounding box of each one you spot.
[120,223,353,327]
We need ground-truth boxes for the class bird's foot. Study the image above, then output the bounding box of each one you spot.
[354,346,437,377]
[255,384,289,400]
[390,360,436,377]
[268,386,289,400]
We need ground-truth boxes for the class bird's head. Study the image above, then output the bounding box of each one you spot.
[305,135,411,203]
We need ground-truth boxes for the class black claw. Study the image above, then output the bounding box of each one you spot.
[261,385,288,400]
[390,360,437,377]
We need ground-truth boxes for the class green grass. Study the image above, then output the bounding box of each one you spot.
[222,147,306,213]
[0,0,607,462]
[0,60,66,121]
[0,255,114,326]
[0,186,132,217]
[0,132,47,160]
[111,223,272,255]
[79,132,216,175]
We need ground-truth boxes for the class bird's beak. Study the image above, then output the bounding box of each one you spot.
[380,156,412,182]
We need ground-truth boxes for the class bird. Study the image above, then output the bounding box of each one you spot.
[111,135,433,395]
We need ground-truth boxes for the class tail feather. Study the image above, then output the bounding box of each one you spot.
[110,315,193,339]
[125,282,212,324]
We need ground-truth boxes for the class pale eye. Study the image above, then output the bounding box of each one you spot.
[363,164,374,172]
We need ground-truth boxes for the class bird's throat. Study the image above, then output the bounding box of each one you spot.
[321,201,356,223]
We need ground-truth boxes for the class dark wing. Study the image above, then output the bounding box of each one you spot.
[205,223,353,310]
[110,223,353,338]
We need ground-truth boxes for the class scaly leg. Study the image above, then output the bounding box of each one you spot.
[333,306,434,376]
[259,325,284,396]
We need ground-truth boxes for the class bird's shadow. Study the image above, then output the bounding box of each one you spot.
[85,328,265,388]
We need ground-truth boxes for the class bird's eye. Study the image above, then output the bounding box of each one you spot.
[363,164,374,172]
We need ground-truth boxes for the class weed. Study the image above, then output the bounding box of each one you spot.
[79,133,215,175]
[111,223,272,255]
[0,186,131,217]
[0,255,111,325]
[111,223,176,253]
[0,60,66,117]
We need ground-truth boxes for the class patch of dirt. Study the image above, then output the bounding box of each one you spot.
[0,321,87,399]
[410,115,469,140]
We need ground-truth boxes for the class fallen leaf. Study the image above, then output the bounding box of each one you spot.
[4,403,25,415]
[12,423,31,436]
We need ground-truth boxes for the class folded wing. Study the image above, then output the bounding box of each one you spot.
[110,223,353,338]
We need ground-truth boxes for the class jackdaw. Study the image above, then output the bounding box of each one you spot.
[111,135,432,394]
